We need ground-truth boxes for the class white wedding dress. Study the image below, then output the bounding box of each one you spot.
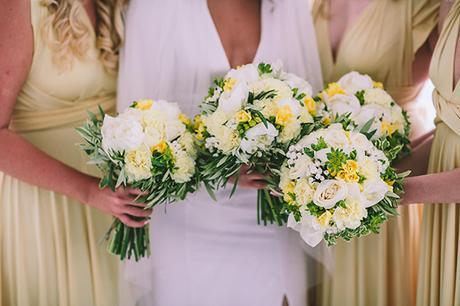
[117,1,323,305]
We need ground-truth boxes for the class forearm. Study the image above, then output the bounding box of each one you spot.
[0,128,95,203]
[404,168,460,204]
[396,134,434,176]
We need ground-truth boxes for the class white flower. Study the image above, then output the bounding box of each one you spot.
[218,82,249,115]
[178,132,197,157]
[314,148,331,163]
[281,72,313,96]
[101,115,144,153]
[240,122,278,154]
[362,178,388,207]
[358,157,380,181]
[363,88,394,108]
[313,180,348,209]
[287,212,325,247]
[171,149,195,183]
[327,94,361,117]
[279,121,301,143]
[294,178,314,206]
[288,154,315,179]
[225,64,259,84]
[338,71,374,94]
[355,104,389,138]
[250,78,292,101]
[124,146,152,182]
[277,98,302,117]
[333,183,368,230]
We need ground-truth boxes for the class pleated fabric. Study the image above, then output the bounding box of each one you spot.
[1,1,119,305]
[311,1,440,305]
[417,2,460,305]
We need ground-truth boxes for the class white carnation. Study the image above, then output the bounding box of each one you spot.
[124,146,152,182]
[338,71,374,94]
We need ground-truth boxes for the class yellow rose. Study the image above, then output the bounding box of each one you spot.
[373,81,384,89]
[317,210,333,227]
[135,99,154,110]
[151,140,168,154]
[275,104,293,126]
[304,96,317,116]
[223,78,237,92]
[235,110,252,123]
[324,83,345,98]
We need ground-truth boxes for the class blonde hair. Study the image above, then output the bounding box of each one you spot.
[40,0,128,73]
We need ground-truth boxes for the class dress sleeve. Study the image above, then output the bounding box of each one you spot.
[412,0,441,53]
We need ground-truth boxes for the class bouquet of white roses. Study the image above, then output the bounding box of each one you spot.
[196,62,323,225]
[319,71,410,161]
[77,100,199,260]
[279,124,407,246]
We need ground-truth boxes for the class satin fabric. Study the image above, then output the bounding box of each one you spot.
[311,1,440,305]
[0,1,118,305]
[417,2,460,305]
[117,1,324,306]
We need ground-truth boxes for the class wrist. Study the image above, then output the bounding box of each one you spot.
[73,175,99,205]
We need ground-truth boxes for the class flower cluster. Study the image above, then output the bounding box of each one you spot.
[78,100,199,261]
[197,62,322,224]
[319,71,410,159]
[280,124,405,246]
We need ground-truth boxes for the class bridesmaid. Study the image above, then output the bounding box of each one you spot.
[399,1,460,305]
[0,1,151,305]
[310,1,440,306]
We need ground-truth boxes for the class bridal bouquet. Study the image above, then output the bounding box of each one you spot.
[196,62,322,225]
[320,71,410,161]
[280,124,407,246]
[77,100,199,260]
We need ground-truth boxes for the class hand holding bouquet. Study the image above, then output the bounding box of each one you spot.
[280,124,408,246]
[196,62,321,225]
[77,100,199,260]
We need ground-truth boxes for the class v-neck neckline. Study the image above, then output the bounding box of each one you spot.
[204,0,265,70]
[327,0,375,66]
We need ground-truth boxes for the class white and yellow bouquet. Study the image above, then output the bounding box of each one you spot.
[77,100,199,260]
[196,62,322,225]
[279,124,407,246]
[320,71,410,160]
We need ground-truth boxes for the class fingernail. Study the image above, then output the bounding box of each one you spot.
[144,220,150,225]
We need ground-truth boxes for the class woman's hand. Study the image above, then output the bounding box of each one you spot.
[83,178,152,228]
[229,165,268,189]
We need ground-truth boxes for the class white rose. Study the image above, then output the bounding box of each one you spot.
[287,212,325,247]
[338,71,374,94]
[362,178,388,207]
[281,72,313,96]
[313,180,348,209]
[124,147,152,182]
[327,94,361,117]
[240,122,278,154]
[101,115,144,153]
[363,88,394,107]
[218,82,249,115]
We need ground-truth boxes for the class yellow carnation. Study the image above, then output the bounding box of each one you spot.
[275,104,293,126]
[135,99,154,110]
[151,140,168,154]
[224,78,237,92]
[324,83,345,97]
[381,121,397,136]
[304,96,317,116]
[373,81,384,89]
[317,210,333,227]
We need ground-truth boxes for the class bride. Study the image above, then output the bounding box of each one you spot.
[118,0,323,305]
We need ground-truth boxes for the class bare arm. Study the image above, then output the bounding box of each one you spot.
[0,0,150,227]
[396,131,434,176]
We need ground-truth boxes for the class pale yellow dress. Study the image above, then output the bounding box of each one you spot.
[417,2,460,305]
[0,1,118,305]
[311,1,440,306]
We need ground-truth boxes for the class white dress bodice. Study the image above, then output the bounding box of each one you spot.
[118,1,323,305]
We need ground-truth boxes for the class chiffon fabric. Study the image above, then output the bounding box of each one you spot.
[0,1,118,305]
[117,1,324,306]
[311,1,440,306]
[417,2,460,305]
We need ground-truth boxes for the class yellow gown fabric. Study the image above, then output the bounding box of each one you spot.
[0,1,118,305]
[417,3,460,305]
[311,1,440,306]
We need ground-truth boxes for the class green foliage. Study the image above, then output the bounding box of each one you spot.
[258,62,273,75]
